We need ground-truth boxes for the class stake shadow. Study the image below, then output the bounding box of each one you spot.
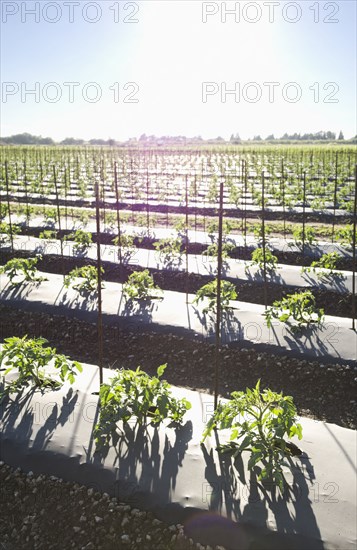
[199,435,326,550]
[200,256,230,277]
[300,270,348,293]
[244,267,284,285]
[120,297,161,323]
[192,306,241,344]
[0,279,43,301]
[91,419,193,509]
[155,254,184,271]
[283,324,336,360]
[59,288,99,312]
[0,385,79,454]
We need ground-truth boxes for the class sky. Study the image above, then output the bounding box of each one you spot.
[0,0,356,141]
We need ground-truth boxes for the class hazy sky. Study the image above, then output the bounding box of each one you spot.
[1,0,356,140]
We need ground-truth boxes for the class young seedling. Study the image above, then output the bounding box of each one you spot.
[112,232,138,265]
[289,226,317,248]
[246,247,278,274]
[201,380,303,492]
[263,290,324,333]
[0,204,8,221]
[0,222,20,245]
[64,265,104,293]
[43,208,58,227]
[94,364,191,447]
[103,212,117,232]
[336,224,357,250]
[203,220,235,261]
[253,223,272,246]
[122,269,162,301]
[76,210,90,229]
[39,229,58,241]
[301,252,344,281]
[153,236,183,267]
[193,279,237,314]
[0,335,82,396]
[65,229,92,254]
[0,256,47,286]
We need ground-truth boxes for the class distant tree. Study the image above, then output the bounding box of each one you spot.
[89,139,107,145]
[253,135,262,141]
[230,133,241,144]
[338,130,344,140]
[61,137,84,145]
[266,134,275,141]
[39,137,55,145]
[1,133,54,145]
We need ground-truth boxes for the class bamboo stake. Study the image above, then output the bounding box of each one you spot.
[185,174,189,304]
[332,152,338,243]
[352,165,357,330]
[113,161,122,265]
[4,161,14,253]
[95,182,104,386]
[53,165,64,276]
[146,168,150,237]
[302,171,307,260]
[261,171,268,309]
[214,175,224,410]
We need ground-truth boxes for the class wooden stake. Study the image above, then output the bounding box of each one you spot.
[53,165,64,277]
[4,161,14,254]
[261,171,268,309]
[95,182,104,386]
[113,161,122,265]
[352,165,357,331]
[214,175,224,410]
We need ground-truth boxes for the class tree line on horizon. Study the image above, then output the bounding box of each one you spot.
[0,130,355,146]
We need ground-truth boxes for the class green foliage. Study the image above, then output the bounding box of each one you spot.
[173,218,187,239]
[65,229,92,253]
[122,269,162,300]
[0,204,9,220]
[203,241,235,260]
[207,220,233,237]
[0,222,20,244]
[94,364,191,447]
[153,236,183,265]
[103,212,116,230]
[301,252,343,281]
[248,247,278,273]
[252,223,271,245]
[204,220,235,260]
[43,208,58,225]
[64,265,104,293]
[201,380,303,491]
[336,224,356,249]
[291,226,317,247]
[264,290,324,332]
[77,210,90,228]
[228,183,242,207]
[193,279,237,314]
[39,229,58,240]
[207,178,218,203]
[0,336,82,395]
[0,256,47,286]
[112,232,138,264]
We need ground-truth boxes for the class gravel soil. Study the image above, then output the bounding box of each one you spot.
[0,462,216,550]
[0,288,356,549]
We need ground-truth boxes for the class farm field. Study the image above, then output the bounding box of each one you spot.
[1,144,356,550]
